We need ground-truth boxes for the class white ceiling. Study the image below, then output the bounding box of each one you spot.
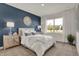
[7,3,77,16]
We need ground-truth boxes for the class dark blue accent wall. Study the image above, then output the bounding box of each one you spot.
[0,3,41,47]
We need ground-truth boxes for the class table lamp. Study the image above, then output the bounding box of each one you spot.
[6,22,14,36]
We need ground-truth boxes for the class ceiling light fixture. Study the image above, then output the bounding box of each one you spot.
[41,4,45,6]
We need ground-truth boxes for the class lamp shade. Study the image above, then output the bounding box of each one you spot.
[7,22,14,27]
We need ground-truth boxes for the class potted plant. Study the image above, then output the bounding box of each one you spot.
[67,34,75,45]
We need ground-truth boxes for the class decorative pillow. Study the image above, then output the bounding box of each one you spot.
[31,32,35,35]
[13,32,18,36]
[13,32,19,43]
[24,33,32,36]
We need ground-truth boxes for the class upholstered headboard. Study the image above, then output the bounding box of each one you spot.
[19,28,36,36]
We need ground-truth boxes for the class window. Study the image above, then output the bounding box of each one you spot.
[46,19,54,32]
[55,18,63,32]
[46,18,63,33]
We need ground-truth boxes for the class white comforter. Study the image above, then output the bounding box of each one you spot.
[21,34,55,56]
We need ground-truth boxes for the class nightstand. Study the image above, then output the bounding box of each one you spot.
[3,35,20,50]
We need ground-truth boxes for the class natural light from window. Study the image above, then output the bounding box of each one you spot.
[46,18,63,33]
[46,19,54,25]
[55,18,63,25]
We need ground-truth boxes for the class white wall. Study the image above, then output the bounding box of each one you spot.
[41,8,77,42]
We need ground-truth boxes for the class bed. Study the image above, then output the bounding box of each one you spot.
[19,28,55,56]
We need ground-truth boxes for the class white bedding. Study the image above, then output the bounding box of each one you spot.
[21,34,55,56]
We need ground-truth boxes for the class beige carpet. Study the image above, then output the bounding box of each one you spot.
[0,42,78,56]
